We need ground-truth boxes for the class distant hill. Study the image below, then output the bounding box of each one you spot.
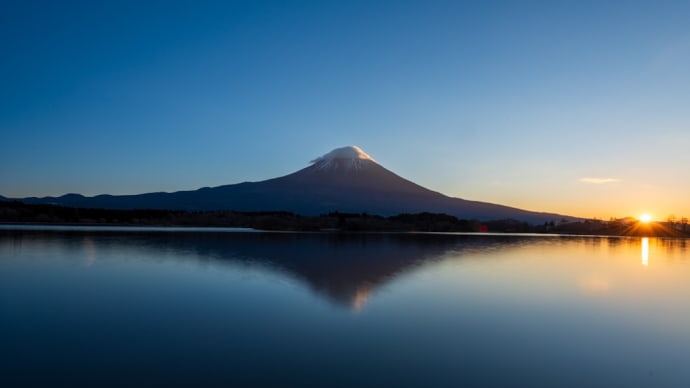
[10,146,577,224]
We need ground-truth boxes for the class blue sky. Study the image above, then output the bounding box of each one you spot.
[2,0,690,219]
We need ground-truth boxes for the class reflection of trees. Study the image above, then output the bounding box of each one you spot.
[655,238,689,261]
[604,236,688,263]
[606,237,623,249]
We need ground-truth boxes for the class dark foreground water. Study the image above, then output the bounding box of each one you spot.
[2,227,690,387]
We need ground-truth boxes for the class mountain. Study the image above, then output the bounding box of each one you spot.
[11,146,576,223]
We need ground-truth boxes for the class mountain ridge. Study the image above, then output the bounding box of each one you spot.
[7,146,577,224]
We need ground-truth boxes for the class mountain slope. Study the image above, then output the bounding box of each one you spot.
[12,146,575,223]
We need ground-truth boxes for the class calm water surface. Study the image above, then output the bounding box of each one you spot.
[2,227,690,386]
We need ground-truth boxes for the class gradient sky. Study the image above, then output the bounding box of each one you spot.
[2,0,689,220]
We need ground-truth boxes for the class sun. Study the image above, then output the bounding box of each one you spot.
[639,213,652,223]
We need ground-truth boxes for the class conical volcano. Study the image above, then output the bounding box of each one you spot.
[264,146,453,214]
[15,145,575,223]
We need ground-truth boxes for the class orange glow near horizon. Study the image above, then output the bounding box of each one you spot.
[639,214,652,223]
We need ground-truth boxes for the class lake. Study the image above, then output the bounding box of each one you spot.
[2,226,690,387]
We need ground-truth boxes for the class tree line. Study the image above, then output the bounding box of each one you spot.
[1,200,688,237]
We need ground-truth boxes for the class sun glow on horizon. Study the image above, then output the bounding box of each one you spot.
[639,214,652,223]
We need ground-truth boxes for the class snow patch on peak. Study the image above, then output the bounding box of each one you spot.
[310,146,377,172]
[310,146,375,164]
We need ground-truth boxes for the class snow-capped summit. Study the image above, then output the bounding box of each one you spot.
[311,146,375,163]
[310,146,377,171]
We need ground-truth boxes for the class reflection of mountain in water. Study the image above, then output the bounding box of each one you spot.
[5,230,535,310]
